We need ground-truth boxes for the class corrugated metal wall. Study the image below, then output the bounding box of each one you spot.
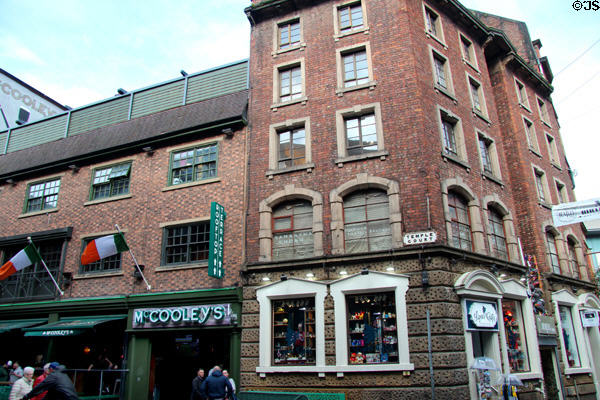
[5,114,69,153]
[0,61,248,155]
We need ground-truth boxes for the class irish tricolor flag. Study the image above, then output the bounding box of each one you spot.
[0,244,41,280]
[81,233,129,265]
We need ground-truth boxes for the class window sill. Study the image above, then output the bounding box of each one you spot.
[528,147,542,158]
[538,201,552,210]
[271,96,308,111]
[18,208,59,219]
[564,367,592,376]
[462,58,480,74]
[519,103,532,113]
[434,85,457,103]
[74,271,124,280]
[512,372,542,381]
[272,43,306,57]
[162,177,221,192]
[84,194,132,206]
[425,31,447,49]
[551,162,562,171]
[335,150,388,167]
[156,263,207,272]
[542,120,552,129]
[473,109,491,125]
[482,172,504,187]
[334,26,369,41]
[442,153,470,171]
[336,80,377,96]
[266,163,315,179]
[256,362,414,376]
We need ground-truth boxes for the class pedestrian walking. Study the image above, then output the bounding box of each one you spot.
[200,366,233,400]
[22,362,79,400]
[191,368,206,400]
[9,366,33,400]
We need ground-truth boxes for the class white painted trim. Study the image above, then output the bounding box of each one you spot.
[329,271,413,370]
[256,279,328,370]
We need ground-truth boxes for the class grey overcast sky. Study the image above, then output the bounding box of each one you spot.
[1,0,598,201]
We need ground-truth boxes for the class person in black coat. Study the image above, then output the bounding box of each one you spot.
[200,366,233,400]
[22,362,80,400]
[191,368,206,400]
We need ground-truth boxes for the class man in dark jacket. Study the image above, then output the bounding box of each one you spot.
[22,362,80,400]
[200,366,233,400]
[191,368,206,400]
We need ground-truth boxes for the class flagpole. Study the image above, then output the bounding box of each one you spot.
[27,237,64,296]
[115,225,151,291]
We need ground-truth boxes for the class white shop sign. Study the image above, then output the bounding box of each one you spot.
[403,231,437,245]
[580,310,599,328]
[466,300,499,331]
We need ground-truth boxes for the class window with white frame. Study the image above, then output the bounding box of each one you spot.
[558,305,582,368]
[468,76,488,117]
[336,43,374,94]
[335,103,384,162]
[533,167,550,204]
[278,19,301,50]
[423,5,443,43]
[459,33,477,69]
[545,229,562,275]
[273,60,306,106]
[256,278,327,373]
[523,117,539,152]
[502,299,530,372]
[330,271,412,371]
[515,79,530,109]
[545,133,560,166]
[537,97,550,125]
[555,179,569,204]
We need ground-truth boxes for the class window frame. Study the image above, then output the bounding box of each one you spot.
[447,191,473,251]
[271,200,314,261]
[487,207,508,260]
[554,178,569,204]
[79,232,123,275]
[536,96,551,127]
[335,42,376,95]
[476,131,502,181]
[437,107,467,164]
[335,103,385,164]
[272,58,307,108]
[545,132,561,168]
[160,220,211,268]
[514,78,530,110]
[459,32,478,71]
[467,74,489,119]
[422,4,445,46]
[429,47,454,98]
[268,117,313,177]
[522,116,540,153]
[532,165,551,205]
[545,229,562,275]
[89,161,132,202]
[23,176,62,214]
[342,189,393,254]
[330,272,413,373]
[333,0,369,39]
[272,17,305,55]
[168,142,219,187]
[552,290,591,375]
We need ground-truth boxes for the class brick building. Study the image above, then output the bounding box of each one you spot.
[241,0,596,399]
[0,61,248,400]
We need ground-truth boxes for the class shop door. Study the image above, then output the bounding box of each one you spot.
[540,347,563,400]
[149,330,229,400]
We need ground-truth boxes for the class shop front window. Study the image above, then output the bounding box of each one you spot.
[502,300,530,372]
[272,298,316,365]
[346,292,398,364]
[559,305,581,368]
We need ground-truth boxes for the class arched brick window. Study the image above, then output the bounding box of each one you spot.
[272,200,313,260]
[567,238,580,279]
[448,191,472,251]
[343,189,391,253]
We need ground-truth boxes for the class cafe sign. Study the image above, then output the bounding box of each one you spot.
[581,310,599,328]
[466,300,498,331]
[133,304,236,329]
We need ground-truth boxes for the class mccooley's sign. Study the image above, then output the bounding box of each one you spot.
[133,304,236,329]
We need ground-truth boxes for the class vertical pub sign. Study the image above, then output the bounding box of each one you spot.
[208,202,226,278]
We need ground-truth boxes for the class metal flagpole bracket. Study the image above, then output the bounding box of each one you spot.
[115,225,151,291]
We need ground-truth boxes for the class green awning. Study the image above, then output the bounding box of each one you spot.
[0,318,47,333]
[23,315,126,337]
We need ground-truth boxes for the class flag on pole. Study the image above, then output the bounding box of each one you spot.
[81,233,129,265]
[0,244,42,280]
